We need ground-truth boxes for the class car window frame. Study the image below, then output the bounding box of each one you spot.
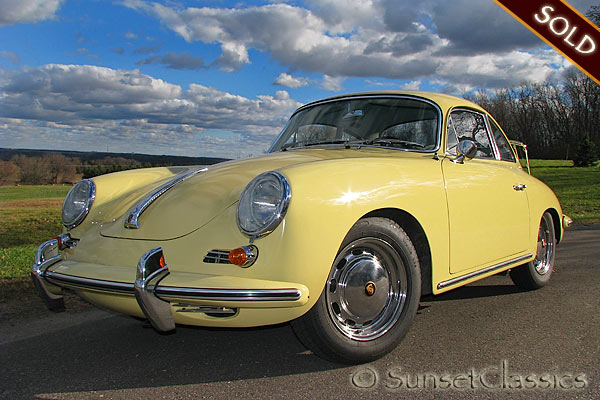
[268,94,444,154]
[445,108,498,160]
[486,115,518,163]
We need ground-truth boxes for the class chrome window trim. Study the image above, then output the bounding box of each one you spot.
[483,114,502,160]
[437,253,533,290]
[486,115,519,163]
[63,179,96,230]
[124,167,207,229]
[444,108,497,160]
[268,94,443,154]
[510,140,531,174]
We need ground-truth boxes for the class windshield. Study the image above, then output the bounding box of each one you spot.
[269,96,440,153]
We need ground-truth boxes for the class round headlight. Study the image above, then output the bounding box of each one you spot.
[237,171,291,237]
[62,179,95,229]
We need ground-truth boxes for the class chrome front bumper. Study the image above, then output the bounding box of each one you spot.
[32,237,303,332]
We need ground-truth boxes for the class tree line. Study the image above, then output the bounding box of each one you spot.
[0,154,167,186]
[465,69,599,166]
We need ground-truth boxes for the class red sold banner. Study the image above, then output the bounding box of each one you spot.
[494,0,600,85]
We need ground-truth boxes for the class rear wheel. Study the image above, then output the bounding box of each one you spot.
[510,212,556,290]
[291,217,421,364]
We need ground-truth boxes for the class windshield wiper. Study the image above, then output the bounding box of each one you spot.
[368,137,425,149]
[281,140,367,151]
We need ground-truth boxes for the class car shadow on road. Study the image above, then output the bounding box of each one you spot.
[1,314,343,398]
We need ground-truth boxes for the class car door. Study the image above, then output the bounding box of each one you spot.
[442,109,529,274]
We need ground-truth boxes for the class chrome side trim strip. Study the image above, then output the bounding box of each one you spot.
[45,271,135,294]
[437,253,533,290]
[124,167,207,229]
[155,287,302,302]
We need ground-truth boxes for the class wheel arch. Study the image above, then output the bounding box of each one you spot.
[361,208,433,296]
[545,207,562,243]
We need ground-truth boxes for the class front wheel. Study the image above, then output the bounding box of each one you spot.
[291,217,421,364]
[510,212,556,290]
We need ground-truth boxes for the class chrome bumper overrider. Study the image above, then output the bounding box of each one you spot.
[32,239,303,333]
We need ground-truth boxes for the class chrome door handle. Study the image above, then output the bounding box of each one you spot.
[513,184,527,191]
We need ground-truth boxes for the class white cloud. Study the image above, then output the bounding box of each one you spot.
[401,80,421,90]
[122,0,575,90]
[0,0,63,26]
[321,75,344,91]
[273,73,310,88]
[0,64,302,158]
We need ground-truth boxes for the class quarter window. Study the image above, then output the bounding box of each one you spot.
[446,110,494,159]
[489,118,516,162]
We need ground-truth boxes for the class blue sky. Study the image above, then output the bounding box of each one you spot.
[0,0,595,159]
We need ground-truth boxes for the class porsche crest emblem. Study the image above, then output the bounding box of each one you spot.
[365,281,376,296]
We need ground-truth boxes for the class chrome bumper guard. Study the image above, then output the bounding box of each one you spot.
[134,247,175,332]
[31,235,75,312]
[32,241,302,333]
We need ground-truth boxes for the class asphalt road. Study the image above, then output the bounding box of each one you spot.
[1,226,598,399]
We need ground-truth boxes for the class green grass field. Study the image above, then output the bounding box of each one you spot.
[528,160,600,224]
[0,185,70,301]
[0,162,598,302]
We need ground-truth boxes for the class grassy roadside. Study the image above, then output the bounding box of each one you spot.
[0,186,69,305]
[528,160,600,224]
[0,162,598,306]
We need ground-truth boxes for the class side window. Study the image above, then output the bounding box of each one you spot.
[489,118,516,162]
[446,110,494,159]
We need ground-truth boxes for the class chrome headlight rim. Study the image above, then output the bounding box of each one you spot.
[236,171,291,238]
[62,179,96,230]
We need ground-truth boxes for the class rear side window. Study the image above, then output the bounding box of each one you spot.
[489,118,516,162]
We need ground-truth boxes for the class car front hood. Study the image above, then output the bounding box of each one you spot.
[99,150,350,240]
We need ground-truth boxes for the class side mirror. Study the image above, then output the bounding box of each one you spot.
[452,140,477,164]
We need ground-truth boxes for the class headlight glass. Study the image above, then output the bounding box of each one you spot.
[62,179,95,229]
[237,171,291,237]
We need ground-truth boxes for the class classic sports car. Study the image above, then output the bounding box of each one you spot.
[33,91,571,363]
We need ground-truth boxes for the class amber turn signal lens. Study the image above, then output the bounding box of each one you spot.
[159,254,166,268]
[228,248,247,266]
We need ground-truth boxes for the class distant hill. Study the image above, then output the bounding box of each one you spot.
[0,148,230,166]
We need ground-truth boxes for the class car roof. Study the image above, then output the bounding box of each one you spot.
[298,90,485,114]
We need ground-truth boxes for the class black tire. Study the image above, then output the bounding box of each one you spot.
[510,212,556,290]
[291,217,421,364]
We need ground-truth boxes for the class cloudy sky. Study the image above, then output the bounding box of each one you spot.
[0,0,596,159]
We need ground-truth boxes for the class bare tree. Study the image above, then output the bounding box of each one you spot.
[45,153,79,184]
[11,155,51,184]
[0,160,21,186]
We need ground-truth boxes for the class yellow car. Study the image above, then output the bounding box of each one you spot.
[32,91,571,363]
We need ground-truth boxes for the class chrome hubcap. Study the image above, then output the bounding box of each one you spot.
[326,237,407,341]
[534,217,554,275]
